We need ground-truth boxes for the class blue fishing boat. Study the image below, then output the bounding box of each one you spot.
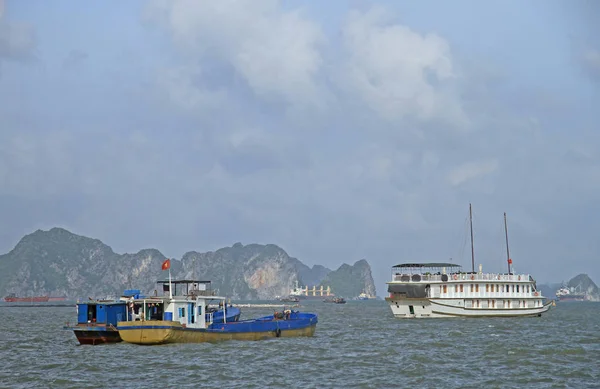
[65,284,241,345]
[63,291,134,345]
[117,280,318,345]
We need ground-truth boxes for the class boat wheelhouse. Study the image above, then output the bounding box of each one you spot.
[117,279,317,345]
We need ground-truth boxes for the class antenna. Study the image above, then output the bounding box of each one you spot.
[469,203,475,273]
[504,212,511,274]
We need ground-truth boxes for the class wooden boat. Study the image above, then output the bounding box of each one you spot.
[117,280,317,345]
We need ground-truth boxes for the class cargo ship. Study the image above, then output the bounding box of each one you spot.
[555,287,587,302]
[288,281,335,300]
[3,293,50,303]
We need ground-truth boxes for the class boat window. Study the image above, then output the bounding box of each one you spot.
[516,285,520,293]
[496,284,499,293]
[470,284,473,293]
[475,284,479,293]
[455,285,458,293]
[460,284,464,292]
[511,285,515,293]
[443,285,447,294]
[506,285,509,293]
[492,300,495,308]
[486,284,489,292]
[476,300,480,308]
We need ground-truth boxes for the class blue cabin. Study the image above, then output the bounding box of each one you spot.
[77,301,127,326]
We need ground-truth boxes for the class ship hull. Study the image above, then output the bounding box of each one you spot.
[4,296,49,303]
[386,298,553,318]
[557,295,586,302]
[117,313,318,345]
[65,326,122,345]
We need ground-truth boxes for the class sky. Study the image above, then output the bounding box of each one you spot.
[0,0,599,294]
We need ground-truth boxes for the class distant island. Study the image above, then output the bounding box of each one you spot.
[0,227,376,300]
[538,273,599,302]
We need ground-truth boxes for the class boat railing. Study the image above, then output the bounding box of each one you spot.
[188,290,217,297]
[392,273,531,283]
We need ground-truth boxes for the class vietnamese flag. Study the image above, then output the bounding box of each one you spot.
[162,259,171,271]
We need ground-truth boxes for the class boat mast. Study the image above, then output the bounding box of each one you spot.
[469,203,475,273]
[504,212,511,274]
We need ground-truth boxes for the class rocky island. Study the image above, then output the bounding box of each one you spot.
[0,228,376,300]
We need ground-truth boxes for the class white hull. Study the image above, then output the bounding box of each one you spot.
[386,298,553,318]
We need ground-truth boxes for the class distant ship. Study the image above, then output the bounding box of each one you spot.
[3,293,49,303]
[288,280,334,300]
[356,291,375,300]
[555,286,587,302]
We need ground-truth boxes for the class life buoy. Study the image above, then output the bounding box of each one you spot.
[470,275,475,280]
[534,292,539,296]
[518,276,521,280]
[452,274,457,280]
[497,275,501,280]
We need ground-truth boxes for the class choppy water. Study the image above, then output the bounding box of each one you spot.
[0,300,599,388]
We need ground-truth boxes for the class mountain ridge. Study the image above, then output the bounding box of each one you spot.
[0,228,376,300]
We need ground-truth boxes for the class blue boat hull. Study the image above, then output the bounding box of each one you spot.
[117,311,318,344]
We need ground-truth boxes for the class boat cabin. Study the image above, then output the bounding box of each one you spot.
[123,280,230,329]
[76,301,127,327]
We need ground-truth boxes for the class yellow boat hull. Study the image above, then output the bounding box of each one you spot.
[117,320,317,345]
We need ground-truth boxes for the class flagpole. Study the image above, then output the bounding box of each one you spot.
[168,265,173,299]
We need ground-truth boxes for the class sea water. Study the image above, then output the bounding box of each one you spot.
[0,300,598,388]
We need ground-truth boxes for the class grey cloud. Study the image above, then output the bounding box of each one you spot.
[0,21,36,61]
[580,47,600,82]
[62,49,88,70]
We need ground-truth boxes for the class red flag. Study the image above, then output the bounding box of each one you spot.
[508,258,513,264]
[162,259,171,271]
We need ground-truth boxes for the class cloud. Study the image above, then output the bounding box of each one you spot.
[62,49,88,70]
[146,0,325,108]
[580,47,600,82]
[337,7,467,127]
[447,159,499,187]
[0,21,36,62]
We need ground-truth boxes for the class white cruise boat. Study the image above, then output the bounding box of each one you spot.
[385,205,554,318]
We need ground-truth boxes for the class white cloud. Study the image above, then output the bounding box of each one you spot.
[146,0,324,107]
[337,7,467,127]
[447,159,499,186]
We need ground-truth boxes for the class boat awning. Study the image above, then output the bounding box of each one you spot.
[392,263,461,268]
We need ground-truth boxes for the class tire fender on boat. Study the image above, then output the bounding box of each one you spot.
[275,328,281,337]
